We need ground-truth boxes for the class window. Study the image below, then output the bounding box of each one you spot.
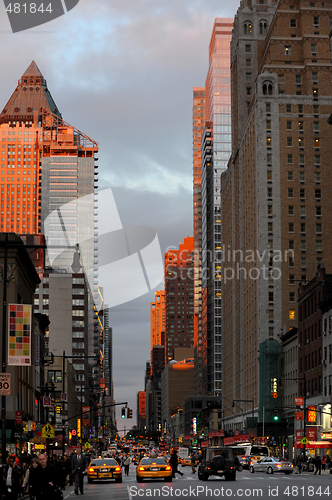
[288,171,294,181]
[289,222,294,232]
[246,73,252,81]
[316,223,322,233]
[267,171,272,180]
[313,88,319,98]
[316,206,322,216]
[316,241,322,251]
[300,206,306,216]
[245,44,251,52]
[287,154,293,164]
[286,120,292,130]
[268,204,273,215]
[286,103,292,113]
[314,154,320,164]
[298,121,303,130]
[289,274,295,285]
[287,137,293,147]
[313,16,319,26]
[295,75,302,84]
[288,205,294,215]
[290,19,296,27]
[315,188,321,199]
[259,21,267,35]
[246,87,252,95]
[246,58,252,67]
[267,153,272,163]
[314,172,321,182]
[314,138,320,148]
[298,104,303,113]
[267,187,273,197]
[48,370,62,383]
[299,154,304,164]
[301,223,306,233]
[311,43,317,55]
[288,188,294,198]
[266,103,271,113]
[312,72,318,82]
[298,138,304,147]
[289,256,295,267]
[268,222,273,232]
[289,292,295,301]
[289,309,295,320]
[269,292,274,302]
[285,45,292,55]
[313,104,319,114]
[313,121,319,131]
[266,120,271,130]
[279,74,285,84]
[289,240,295,249]
[266,137,271,147]
[244,21,253,35]
[300,188,305,198]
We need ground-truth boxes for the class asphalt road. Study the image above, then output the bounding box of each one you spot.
[59,467,332,500]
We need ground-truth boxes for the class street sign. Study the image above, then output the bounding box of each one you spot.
[42,423,55,438]
[85,442,90,449]
[61,392,67,402]
[15,411,22,425]
[0,373,11,395]
[43,396,51,407]
[301,437,309,445]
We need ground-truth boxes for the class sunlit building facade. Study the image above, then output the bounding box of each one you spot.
[150,290,166,374]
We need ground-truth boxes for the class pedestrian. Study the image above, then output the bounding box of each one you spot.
[169,450,183,478]
[122,454,131,476]
[314,454,322,475]
[27,453,57,500]
[65,454,73,486]
[0,455,23,500]
[22,458,39,499]
[191,454,196,474]
[71,448,88,495]
[58,457,67,490]
[295,455,302,474]
[321,456,327,471]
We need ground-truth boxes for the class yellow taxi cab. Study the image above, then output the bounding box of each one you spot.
[87,458,122,483]
[136,457,172,482]
[181,457,192,467]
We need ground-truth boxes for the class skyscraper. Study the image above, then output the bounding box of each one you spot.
[193,88,205,395]
[200,18,233,396]
[221,0,332,431]
[150,290,165,374]
[164,237,194,364]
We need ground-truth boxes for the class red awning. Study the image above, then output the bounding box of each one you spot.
[295,441,332,449]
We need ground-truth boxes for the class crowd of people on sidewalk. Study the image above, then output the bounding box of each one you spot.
[0,447,92,500]
[293,454,331,474]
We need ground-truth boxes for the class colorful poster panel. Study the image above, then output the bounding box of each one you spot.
[8,304,31,366]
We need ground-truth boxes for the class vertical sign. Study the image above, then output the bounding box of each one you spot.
[308,406,317,423]
[77,418,81,438]
[35,334,40,366]
[82,406,90,427]
[8,304,31,366]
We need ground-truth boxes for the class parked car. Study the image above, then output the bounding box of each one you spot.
[136,457,172,482]
[87,458,122,483]
[198,447,236,481]
[249,457,293,475]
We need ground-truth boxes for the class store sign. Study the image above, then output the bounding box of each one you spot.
[295,410,304,421]
[308,406,317,423]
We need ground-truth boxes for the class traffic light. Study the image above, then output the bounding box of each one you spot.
[274,409,279,421]
[121,407,126,418]
[127,408,133,418]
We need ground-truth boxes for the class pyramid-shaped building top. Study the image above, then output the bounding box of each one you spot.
[0,61,61,124]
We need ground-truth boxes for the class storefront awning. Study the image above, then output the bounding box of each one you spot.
[295,441,332,449]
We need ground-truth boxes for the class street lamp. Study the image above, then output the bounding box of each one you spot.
[232,399,255,433]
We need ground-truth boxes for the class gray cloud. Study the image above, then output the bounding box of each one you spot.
[0,0,239,424]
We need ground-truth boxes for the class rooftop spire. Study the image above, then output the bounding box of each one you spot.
[22,60,44,79]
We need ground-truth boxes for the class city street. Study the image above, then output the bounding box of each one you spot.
[60,468,332,500]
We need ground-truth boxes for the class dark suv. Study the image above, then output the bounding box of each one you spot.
[198,447,236,481]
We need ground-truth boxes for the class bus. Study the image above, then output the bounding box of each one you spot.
[227,444,269,465]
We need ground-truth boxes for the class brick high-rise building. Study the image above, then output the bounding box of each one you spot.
[165,237,194,364]
[150,290,165,374]
[220,0,332,432]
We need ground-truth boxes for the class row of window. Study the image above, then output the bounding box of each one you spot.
[287,188,321,197]
[288,222,323,233]
[288,205,322,216]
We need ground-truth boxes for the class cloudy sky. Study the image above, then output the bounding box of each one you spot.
[0,0,239,426]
